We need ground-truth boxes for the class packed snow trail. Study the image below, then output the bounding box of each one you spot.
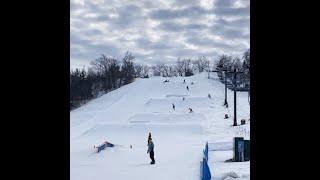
[70,72,250,180]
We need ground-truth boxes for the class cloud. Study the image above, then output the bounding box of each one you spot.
[150,6,211,20]
[70,0,250,69]
[157,21,209,32]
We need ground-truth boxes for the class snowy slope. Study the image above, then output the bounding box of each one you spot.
[70,72,250,180]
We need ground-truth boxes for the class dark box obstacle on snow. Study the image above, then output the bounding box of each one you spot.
[244,140,250,161]
[234,137,250,162]
[200,142,211,180]
[234,137,244,162]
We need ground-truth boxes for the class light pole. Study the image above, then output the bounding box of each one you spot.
[211,69,229,106]
[231,69,244,126]
[224,70,228,106]
[233,69,238,126]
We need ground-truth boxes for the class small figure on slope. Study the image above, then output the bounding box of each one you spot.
[186,86,189,91]
[182,97,185,101]
[224,114,229,119]
[188,108,193,113]
[148,132,152,143]
[208,93,211,99]
[172,103,175,111]
[147,137,155,164]
[183,79,186,84]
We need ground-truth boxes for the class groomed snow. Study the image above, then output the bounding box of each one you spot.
[70,72,250,180]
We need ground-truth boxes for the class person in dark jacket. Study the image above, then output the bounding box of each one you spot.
[172,103,175,111]
[147,138,155,164]
[148,132,152,143]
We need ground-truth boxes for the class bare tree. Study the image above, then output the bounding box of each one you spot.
[90,55,120,90]
[182,58,193,76]
[168,65,177,77]
[134,64,143,78]
[193,56,210,73]
[157,64,170,77]
[231,57,242,71]
[90,54,108,74]
[175,58,185,76]
[241,49,250,87]
[141,65,150,77]
[151,65,161,76]
[215,54,233,71]
[121,51,135,84]
[215,54,233,80]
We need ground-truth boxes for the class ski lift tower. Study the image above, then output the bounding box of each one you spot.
[212,68,245,126]
[211,69,229,106]
[231,68,244,126]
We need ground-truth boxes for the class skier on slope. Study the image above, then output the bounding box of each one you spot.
[183,79,186,84]
[147,137,155,164]
[172,103,175,111]
[186,86,189,91]
[208,93,211,99]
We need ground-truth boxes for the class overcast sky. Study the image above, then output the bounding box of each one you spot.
[70,0,250,69]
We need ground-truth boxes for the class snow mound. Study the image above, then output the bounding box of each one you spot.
[128,113,206,125]
[166,94,189,97]
[145,97,212,113]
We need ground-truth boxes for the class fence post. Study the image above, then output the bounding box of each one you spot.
[200,142,211,180]
[200,160,203,180]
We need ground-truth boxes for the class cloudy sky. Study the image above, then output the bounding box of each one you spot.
[70,0,250,69]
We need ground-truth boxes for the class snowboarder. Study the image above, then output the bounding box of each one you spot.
[188,108,193,113]
[172,103,175,111]
[147,138,155,164]
[186,86,189,91]
[208,93,211,99]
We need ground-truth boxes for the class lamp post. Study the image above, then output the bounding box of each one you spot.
[211,69,228,106]
[233,69,238,126]
[224,70,228,106]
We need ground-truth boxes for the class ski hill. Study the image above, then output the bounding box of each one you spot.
[70,72,250,180]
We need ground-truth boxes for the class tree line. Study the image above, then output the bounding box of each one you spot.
[70,49,250,110]
[70,51,138,110]
[151,56,210,77]
[215,49,250,89]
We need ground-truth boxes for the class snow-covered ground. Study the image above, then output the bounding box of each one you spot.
[70,72,250,180]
